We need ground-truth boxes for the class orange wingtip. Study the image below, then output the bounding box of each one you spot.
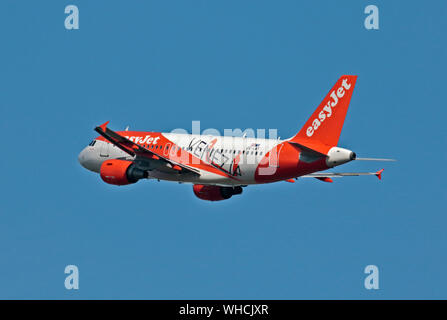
[316,177,333,183]
[376,169,384,180]
[285,178,295,183]
[98,121,110,132]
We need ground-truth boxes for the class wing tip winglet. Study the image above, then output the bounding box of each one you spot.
[98,121,110,132]
[376,169,384,180]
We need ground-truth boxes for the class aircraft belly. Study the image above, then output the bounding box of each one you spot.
[148,169,248,186]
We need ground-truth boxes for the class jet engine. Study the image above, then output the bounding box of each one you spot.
[193,185,243,201]
[100,159,148,185]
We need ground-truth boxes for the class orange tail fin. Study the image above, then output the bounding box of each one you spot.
[290,75,357,151]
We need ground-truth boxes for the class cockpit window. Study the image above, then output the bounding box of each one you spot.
[88,140,96,146]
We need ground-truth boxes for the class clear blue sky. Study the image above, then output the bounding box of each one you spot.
[1,0,446,299]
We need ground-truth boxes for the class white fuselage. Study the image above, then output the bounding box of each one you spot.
[79,132,285,186]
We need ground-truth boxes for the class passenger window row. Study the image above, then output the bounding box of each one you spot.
[136,142,264,156]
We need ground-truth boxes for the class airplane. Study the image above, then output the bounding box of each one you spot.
[78,75,394,201]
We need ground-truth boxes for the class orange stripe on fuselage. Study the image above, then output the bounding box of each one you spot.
[254,141,329,183]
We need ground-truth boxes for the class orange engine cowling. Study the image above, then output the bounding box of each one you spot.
[192,184,243,201]
[100,159,147,186]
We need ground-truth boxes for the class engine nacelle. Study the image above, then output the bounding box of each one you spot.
[100,159,147,185]
[193,185,243,201]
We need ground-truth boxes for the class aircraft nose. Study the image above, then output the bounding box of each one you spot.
[78,147,100,172]
[78,148,88,168]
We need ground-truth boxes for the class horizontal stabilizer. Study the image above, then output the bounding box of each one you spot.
[301,169,384,180]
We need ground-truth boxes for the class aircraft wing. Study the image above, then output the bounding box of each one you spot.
[301,169,384,180]
[94,121,200,175]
